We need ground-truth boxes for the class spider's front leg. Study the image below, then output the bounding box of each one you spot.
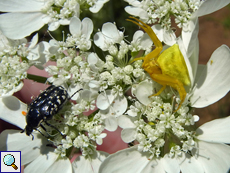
[127,16,163,66]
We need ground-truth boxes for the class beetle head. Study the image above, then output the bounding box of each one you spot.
[21,125,34,140]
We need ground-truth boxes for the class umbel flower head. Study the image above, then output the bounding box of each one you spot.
[0,0,230,173]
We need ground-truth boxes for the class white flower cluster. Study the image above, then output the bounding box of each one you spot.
[0,32,42,97]
[120,80,196,159]
[124,0,202,29]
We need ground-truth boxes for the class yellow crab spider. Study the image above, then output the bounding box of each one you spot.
[127,16,190,111]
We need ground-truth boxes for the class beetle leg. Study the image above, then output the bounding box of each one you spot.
[36,127,49,138]
[150,73,187,111]
[44,121,64,136]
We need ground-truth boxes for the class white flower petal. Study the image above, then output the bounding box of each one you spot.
[24,150,59,173]
[141,159,165,173]
[67,84,82,101]
[48,21,60,31]
[0,96,26,129]
[112,96,127,117]
[0,130,50,165]
[121,128,136,143]
[118,115,136,129]
[96,90,115,110]
[151,25,176,46]
[177,37,194,86]
[89,0,109,13]
[94,32,107,51]
[197,141,230,173]
[0,0,44,12]
[179,153,204,173]
[162,155,180,173]
[28,33,38,49]
[191,45,230,108]
[69,17,81,36]
[125,6,148,19]
[197,116,230,143]
[135,81,152,105]
[195,0,230,17]
[133,30,144,41]
[88,53,98,65]
[81,17,93,39]
[182,18,199,85]
[99,147,150,173]
[0,12,45,39]
[46,157,72,173]
[73,151,108,173]
[104,115,117,131]
[139,33,152,48]
[102,23,123,43]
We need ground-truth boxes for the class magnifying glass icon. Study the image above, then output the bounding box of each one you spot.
[3,154,18,170]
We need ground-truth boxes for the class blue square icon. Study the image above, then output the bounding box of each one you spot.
[0,151,21,173]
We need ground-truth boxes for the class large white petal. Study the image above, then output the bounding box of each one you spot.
[197,141,230,173]
[24,150,59,173]
[195,0,230,17]
[99,147,150,173]
[141,159,165,173]
[182,18,199,85]
[73,151,108,173]
[0,130,50,165]
[46,157,72,173]
[179,153,204,173]
[197,116,230,143]
[0,12,46,39]
[0,96,26,129]
[162,155,180,173]
[191,45,230,108]
[0,0,45,12]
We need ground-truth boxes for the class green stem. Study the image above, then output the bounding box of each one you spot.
[27,73,48,84]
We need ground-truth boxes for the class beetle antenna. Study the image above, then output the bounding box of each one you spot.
[69,88,83,99]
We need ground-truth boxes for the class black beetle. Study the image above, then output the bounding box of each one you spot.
[21,85,82,140]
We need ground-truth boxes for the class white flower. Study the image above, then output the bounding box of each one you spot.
[67,17,94,51]
[94,22,124,51]
[96,89,127,131]
[99,116,230,173]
